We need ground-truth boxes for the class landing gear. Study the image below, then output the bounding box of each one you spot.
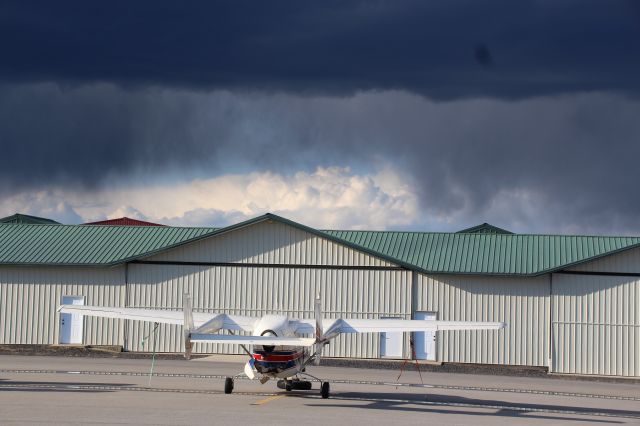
[224,377,234,394]
[277,379,312,391]
[277,379,291,390]
[276,374,330,398]
[320,382,330,399]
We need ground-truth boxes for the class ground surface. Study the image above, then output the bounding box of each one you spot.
[1,354,639,426]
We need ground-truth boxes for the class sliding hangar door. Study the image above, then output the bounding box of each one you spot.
[0,265,126,346]
[413,269,639,377]
[124,220,412,358]
[551,246,640,377]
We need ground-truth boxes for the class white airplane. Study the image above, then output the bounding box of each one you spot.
[59,294,506,399]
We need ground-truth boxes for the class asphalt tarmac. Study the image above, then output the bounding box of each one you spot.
[1,354,639,425]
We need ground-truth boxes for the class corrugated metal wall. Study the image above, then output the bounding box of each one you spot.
[128,220,410,357]
[0,266,125,345]
[147,220,395,267]
[126,264,411,357]
[416,273,550,367]
[567,245,640,274]
[554,247,640,377]
[551,273,639,376]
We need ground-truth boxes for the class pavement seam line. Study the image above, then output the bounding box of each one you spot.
[1,382,639,420]
[1,369,637,402]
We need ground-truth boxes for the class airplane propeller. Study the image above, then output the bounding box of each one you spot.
[314,295,324,365]
[183,293,194,360]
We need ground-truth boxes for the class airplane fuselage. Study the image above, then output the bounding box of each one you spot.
[253,348,308,378]
[251,314,311,379]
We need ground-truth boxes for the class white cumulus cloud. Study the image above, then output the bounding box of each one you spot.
[0,166,419,230]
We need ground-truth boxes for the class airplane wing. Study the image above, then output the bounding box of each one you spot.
[293,318,506,337]
[327,318,507,333]
[190,334,315,346]
[58,305,256,332]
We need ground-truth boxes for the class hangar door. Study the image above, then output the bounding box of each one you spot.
[551,273,639,377]
[380,317,404,358]
[413,311,436,360]
[59,295,85,344]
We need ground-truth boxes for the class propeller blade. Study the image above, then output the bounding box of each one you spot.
[314,294,323,366]
[183,293,194,360]
[314,295,323,340]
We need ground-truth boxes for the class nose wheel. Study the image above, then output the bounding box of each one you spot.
[224,377,234,394]
[277,379,313,391]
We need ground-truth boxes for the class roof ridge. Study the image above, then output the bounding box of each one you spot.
[324,229,640,239]
[4,222,639,239]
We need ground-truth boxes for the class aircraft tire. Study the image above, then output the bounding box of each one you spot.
[321,382,330,399]
[292,380,312,391]
[224,377,234,394]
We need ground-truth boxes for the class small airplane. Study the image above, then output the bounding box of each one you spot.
[59,294,506,399]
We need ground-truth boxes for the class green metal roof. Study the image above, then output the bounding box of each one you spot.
[0,213,60,225]
[1,213,640,276]
[456,223,513,234]
[323,230,640,276]
[0,223,217,266]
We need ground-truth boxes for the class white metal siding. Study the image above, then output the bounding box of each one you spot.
[0,266,125,346]
[552,273,639,376]
[146,220,395,267]
[416,274,550,367]
[567,246,640,274]
[126,263,411,357]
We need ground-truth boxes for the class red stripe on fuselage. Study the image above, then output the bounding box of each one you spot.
[253,351,303,362]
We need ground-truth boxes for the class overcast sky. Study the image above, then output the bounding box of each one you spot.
[1,1,640,234]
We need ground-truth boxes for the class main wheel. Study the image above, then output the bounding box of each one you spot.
[320,382,330,399]
[224,377,234,394]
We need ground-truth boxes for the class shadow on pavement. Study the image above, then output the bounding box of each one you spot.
[303,390,637,423]
[0,379,134,393]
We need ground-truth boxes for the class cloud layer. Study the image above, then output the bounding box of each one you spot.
[2,84,640,234]
[2,1,639,99]
[0,167,419,230]
[2,2,640,235]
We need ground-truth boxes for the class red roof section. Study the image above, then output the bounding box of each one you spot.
[84,217,166,227]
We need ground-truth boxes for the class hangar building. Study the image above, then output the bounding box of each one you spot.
[0,213,638,377]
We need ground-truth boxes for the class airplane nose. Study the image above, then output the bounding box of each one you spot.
[260,330,277,352]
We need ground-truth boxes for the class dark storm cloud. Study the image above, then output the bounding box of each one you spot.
[4,85,640,234]
[1,0,639,99]
[0,84,210,192]
[238,91,640,235]
[0,84,344,194]
[2,1,640,234]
